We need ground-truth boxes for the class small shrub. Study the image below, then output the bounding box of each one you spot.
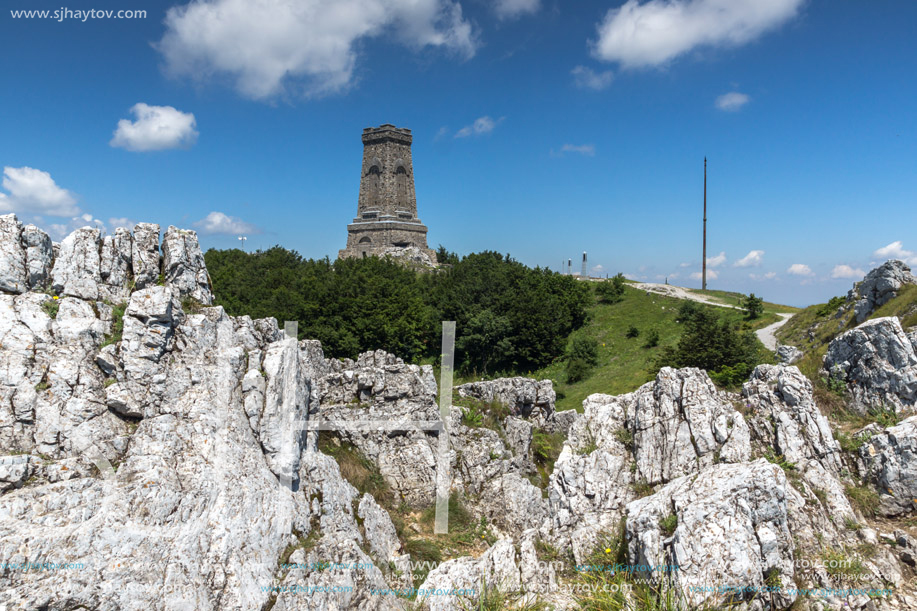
[626,325,640,339]
[764,448,797,473]
[565,357,591,383]
[868,405,900,428]
[743,293,765,319]
[643,328,660,348]
[101,303,126,348]
[816,296,846,318]
[659,513,678,537]
[461,406,484,428]
[41,298,60,319]
[844,483,879,517]
[614,427,634,451]
[843,516,861,531]
[836,430,872,453]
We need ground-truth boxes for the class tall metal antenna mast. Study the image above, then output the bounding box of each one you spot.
[702,157,707,291]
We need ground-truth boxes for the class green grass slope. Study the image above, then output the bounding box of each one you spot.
[532,283,790,412]
[776,284,917,382]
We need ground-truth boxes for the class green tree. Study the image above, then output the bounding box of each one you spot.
[596,273,626,303]
[743,293,764,320]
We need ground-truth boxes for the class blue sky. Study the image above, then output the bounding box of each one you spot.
[1,0,915,307]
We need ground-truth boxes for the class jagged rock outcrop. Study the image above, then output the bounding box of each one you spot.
[456,377,562,429]
[859,415,917,516]
[776,344,803,365]
[848,260,917,323]
[0,223,415,610]
[379,245,436,268]
[417,531,555,611]
[162,225,213,305]
[627,459,798,610]
[824,316,917,414]
[542,368,752,563]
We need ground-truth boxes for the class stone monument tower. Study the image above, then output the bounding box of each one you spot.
[338,124,436,262]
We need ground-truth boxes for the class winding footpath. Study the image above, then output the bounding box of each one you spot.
[632,282,794,351]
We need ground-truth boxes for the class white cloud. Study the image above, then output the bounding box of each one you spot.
[765,271,777,279]
[690,269,718,280]
[592,0,804,69]
[0,166,80,216]
[455,116,501,138]
[591,264,605,274]
[749,271,778,281]
[158,0,477,100]
[47,213,106,240]
[494,0,539,19]
[108,217,137,230]
[571,65,614,90]
[873,241,917,266]
[559,144,596,156]
[193,211,261,235]
[715,91,750,111]
[678,262,691,268]
[110,103,198,152]
[787,263,813,276]
[706,251,726,267]
[734,249,764,267]
[831,264,865,279]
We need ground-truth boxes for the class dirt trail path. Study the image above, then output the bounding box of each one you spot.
[631,282,793,351]
[755,313,793,351]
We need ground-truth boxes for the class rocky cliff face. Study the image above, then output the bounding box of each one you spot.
[1,220,916,610]
[847,260,917,324]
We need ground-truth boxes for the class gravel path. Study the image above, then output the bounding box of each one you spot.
[755,313,794,351]
[632,282,794,351]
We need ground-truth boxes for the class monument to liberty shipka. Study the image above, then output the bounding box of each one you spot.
[338,124,436,261]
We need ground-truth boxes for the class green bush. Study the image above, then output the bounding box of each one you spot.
[655,305,763,380]
[596,273,626,304]
[643,328,660,348]
[743,293,765,319]
[205,248,591,375]
[626,325,640,338]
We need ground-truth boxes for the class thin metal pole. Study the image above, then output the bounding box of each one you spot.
[702,157,707,291]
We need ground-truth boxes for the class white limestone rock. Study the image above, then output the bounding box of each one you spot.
[0,214,27,295]
[824,317,917,414]
[859,415,917,516]
[626,459,797,610]
[161,225,213,305]
[98,226,132,303]
[21,223,53,291]
[456,377,556,427]
[847,260,917,323]
[131,222,160,290]
[776,344,804,365]
[50,227,102,300]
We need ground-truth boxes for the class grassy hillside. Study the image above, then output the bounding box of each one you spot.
[692,288,800,314]
[531,283,789,412]
[776,283,917,383]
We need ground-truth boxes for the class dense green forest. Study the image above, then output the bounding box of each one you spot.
[204,247,592,374]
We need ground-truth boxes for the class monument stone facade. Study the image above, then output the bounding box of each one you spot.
[338,124,436,261]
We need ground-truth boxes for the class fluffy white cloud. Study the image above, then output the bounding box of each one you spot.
[591,264,605,274]
[690,269,718,280]
[592,0,804,68]
[678,262,691,268]
[765,271,777,279]
[873,241,917,266]
[193,211,261,235]
[715,91,750,111]
[494,0,539,19]
[110,103,198,152]
[108,217,137,230]
[559,144,596,156]
[47,213,106,240]
[0,166,80,216]
[787,263,813,276]
[571,65,614,90]
[455,116,501,138]
[749,271,778,281]
[706,251,726,267]
[734,249,764,267]
[831,264,865,279]
[158,0,477,100]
